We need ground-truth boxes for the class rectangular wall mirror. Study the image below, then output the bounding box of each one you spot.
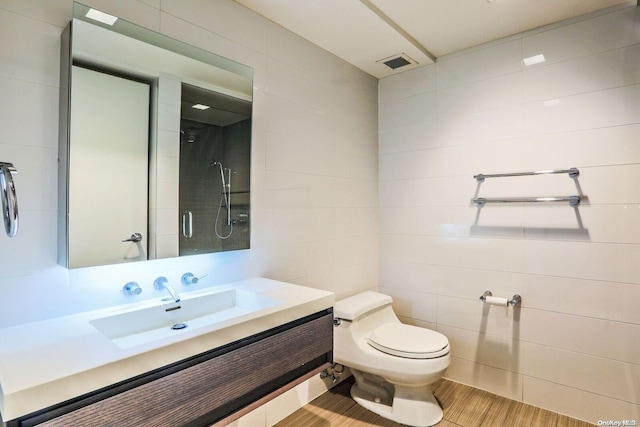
[58,3,253,269]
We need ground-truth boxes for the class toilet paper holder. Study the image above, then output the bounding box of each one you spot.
[479,290,521,306]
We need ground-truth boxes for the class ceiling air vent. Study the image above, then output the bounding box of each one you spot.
[377,53,417,70]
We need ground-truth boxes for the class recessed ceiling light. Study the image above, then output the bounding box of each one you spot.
[192,104,210,110]
[85,8,118,26]
[523,54,546,66]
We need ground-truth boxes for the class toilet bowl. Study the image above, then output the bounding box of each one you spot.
[333,291,450,427]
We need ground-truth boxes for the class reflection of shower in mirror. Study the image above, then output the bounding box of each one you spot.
[213,161,233,239]
[178,82,252,255]
[178,113,251,255]
[180,129,197,144]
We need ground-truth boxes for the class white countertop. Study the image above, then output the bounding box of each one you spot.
[0,278,334,421]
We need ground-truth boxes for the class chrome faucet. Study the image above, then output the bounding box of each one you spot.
[153,276,181,303]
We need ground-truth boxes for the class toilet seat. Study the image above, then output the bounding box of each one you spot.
[368,323,449,359]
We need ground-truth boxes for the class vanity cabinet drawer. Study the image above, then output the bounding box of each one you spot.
[13,310,333,427]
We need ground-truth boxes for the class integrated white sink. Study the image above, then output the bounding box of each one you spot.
[89,288,280,349]
[0,277,334,421]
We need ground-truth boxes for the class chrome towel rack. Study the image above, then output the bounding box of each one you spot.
[474,167,579,183]
[0,162,19,237]
[473,167,581,207]
[474,196,580,207]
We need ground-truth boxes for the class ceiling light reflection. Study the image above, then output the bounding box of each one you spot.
[85,8,118,26]
[523,54,546,66]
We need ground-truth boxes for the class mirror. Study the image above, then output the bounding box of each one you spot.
[58,3,253,268]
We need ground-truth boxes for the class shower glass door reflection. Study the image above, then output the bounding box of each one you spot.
[178,83,251,255]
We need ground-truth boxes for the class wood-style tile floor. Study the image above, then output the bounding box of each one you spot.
[274,378,594,427]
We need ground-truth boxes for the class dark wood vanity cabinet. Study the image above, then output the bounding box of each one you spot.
[7,310,333,427]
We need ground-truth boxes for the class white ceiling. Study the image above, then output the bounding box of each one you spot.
[234,0,633,78]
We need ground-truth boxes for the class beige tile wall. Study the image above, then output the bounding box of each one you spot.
[0,0,378,326]
[378,4,640,423]
[0,0,378,423]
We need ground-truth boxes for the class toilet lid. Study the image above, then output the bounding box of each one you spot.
[368,323,449,359]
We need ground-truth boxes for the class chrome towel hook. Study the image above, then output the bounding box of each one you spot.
[0,162,18,237]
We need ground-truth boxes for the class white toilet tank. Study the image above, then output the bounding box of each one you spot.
[334,291,393,321]
[334,291,403,344]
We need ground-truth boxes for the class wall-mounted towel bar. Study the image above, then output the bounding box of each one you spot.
[473,196,580,207]
[474,167,579,182]
[0,162,18,238]
[473,167,582,208]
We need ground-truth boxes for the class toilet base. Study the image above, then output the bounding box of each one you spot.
[350,381,443,427]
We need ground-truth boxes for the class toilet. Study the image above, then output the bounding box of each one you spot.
[333,291,450,427]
